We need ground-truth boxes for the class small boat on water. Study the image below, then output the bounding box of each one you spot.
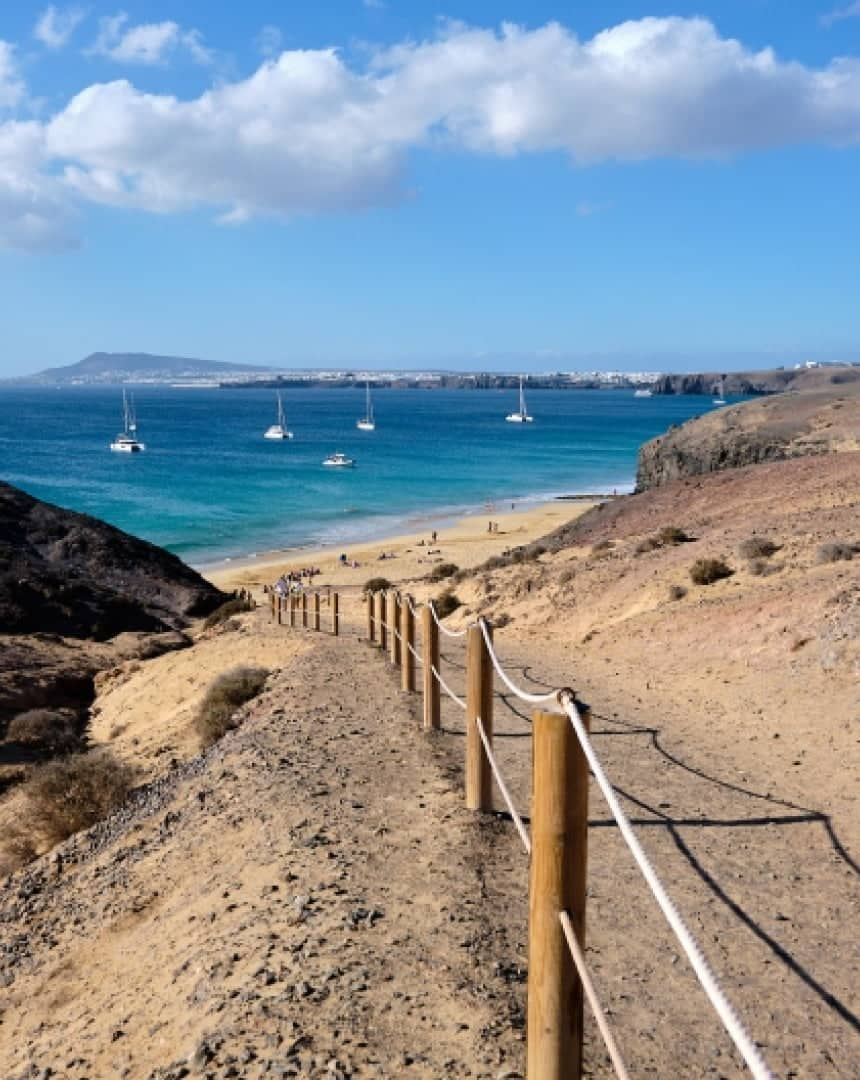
[322,452,356,468]
[634,388,653,398]
[110,389,145,452]
[505,376,533,423]
[356,382,375,431]
[264,393,294,440]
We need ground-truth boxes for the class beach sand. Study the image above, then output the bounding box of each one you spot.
[204,499,596,594]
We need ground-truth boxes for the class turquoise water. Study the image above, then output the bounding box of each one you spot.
[0,386,723,566]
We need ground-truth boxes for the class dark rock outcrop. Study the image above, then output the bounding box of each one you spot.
[652,364,859,396]
[0,482,225,638]
[636,383,860,490]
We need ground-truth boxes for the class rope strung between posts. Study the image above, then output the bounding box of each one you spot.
[560,692,774,1080]
[430,663,467,710]
[429,600,469,638]
[407,640,423,666]
[559,911,632,1080]
[477,618,559,706]
[475,715,531,856]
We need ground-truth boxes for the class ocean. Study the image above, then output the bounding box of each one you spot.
[0,385,724,567]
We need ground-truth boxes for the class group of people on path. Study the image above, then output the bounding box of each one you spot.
[272,567,320,595]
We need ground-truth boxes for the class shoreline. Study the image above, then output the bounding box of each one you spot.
[203,496,602,593]
[193,484,626,580]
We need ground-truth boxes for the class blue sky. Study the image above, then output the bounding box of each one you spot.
[0,1,858,375]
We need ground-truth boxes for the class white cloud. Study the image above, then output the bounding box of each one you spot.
[821,2,860,27]
[0,121,78,250]
[0,41,26,110]
[257,25,282,58]
[2,17,860,252]
[34,5,87,50]
[89,13,212,65]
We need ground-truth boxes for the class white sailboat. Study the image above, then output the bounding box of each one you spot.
[505,376,534,423]
[264,393,294,440]
[356,382,376,431]
[110,389,145,452]
[713,377,727,406]
[322,451,356,468]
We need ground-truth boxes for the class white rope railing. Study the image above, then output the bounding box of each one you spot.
[430,663,466,710]
[407,640,423,666]
[559,911,632,1080]
[429,601,469,638]
[475,715,531,855]
[561,693,774,1080]
[478,618,558,706]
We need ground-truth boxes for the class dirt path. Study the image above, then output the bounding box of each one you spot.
[0,622,527,1080]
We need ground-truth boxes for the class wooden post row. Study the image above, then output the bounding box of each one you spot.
[289,593,296,628]
[378,592,387,651]
[389,592,401,666]
[527,707,591,1080]
[270,592,276,620]
[422,605,440,730]
[465,621,493,812]
[276,594,283,625]
[313,592,321,631]
[367,593,375,643]
[301,591,308,628]
[332,592,339,636]
[401,596,415,692]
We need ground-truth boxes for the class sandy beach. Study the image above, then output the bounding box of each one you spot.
[204,498,596,594]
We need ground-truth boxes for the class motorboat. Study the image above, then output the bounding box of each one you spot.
[110,389,145,452]
[505,376,534,423]
[356,381,376,431]
[322,452,356,468]
[264,393,294,439]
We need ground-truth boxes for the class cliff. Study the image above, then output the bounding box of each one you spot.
[635,381,860,490]
[652,363,859,396]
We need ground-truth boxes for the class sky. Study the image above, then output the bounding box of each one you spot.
[0,1,859,376]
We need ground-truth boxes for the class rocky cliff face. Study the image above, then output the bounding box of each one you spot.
[0,482,224,638]
[652,364,859,396]
[636,382,860,490]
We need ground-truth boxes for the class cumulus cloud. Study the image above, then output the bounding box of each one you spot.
[1,17,860,251]
[89,13,212,65]
[34,5,87,50]
[0,41,26,110]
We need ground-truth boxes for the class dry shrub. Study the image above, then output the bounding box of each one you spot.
[5,709,81,754]
[493,612,512,628]
[668,584,687,601]
[636,526,693,555]
[558,566,577,586]
[17,751,137,851]
[433,590,462,619]
[689,558,733,586]
[748,559,782,577]
[590,540,613,559]
[194,666,269,747]
[427,562,460,582]
[816,541,857,564]
[363,577,391,594]
[482,554,510,572]
[738,537,780,560]
[204,596,253,629]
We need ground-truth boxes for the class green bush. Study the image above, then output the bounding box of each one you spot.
[19,751,137,850]
[433,590,462,619]
[204,596,254,629]
[738,537,780,560]
[689,558,734,586]
[427,562,459,582]
[363,577,391,594]
[194,666,269,747]
[5,709,82,754]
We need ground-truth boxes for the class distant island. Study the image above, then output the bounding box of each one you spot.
[10,351,273,385]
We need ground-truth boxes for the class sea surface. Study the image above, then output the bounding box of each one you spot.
[0,386,728,567]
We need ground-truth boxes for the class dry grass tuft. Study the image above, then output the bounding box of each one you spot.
[204,596,254,630]
[5,709,82,755]
[433,590,462,619]
[363,577,391,595]
[816,541,857,564]
[689,558,734,586]
[194,666,269,747]
[427,562,460,583]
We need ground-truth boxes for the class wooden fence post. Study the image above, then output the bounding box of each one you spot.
[270,591,276,620]
[301,591,308,628]
[389,592,400,666]
[276,594,283,625]
[401,596,415,692]
[422,605,440,730]
[379,592,387,651]
[332,592,339,636]
[527,707,590,1080]
[289,593,296,628]
[313,592,321,631]
[367,592,375,643]
[465,621,493,811]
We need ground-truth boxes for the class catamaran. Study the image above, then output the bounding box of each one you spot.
[505,376,534,423]
[264,393,294,440]
[356,382,376,431]
[110,389,145,452]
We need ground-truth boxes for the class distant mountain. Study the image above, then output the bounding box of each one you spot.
[19,352,273,384]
